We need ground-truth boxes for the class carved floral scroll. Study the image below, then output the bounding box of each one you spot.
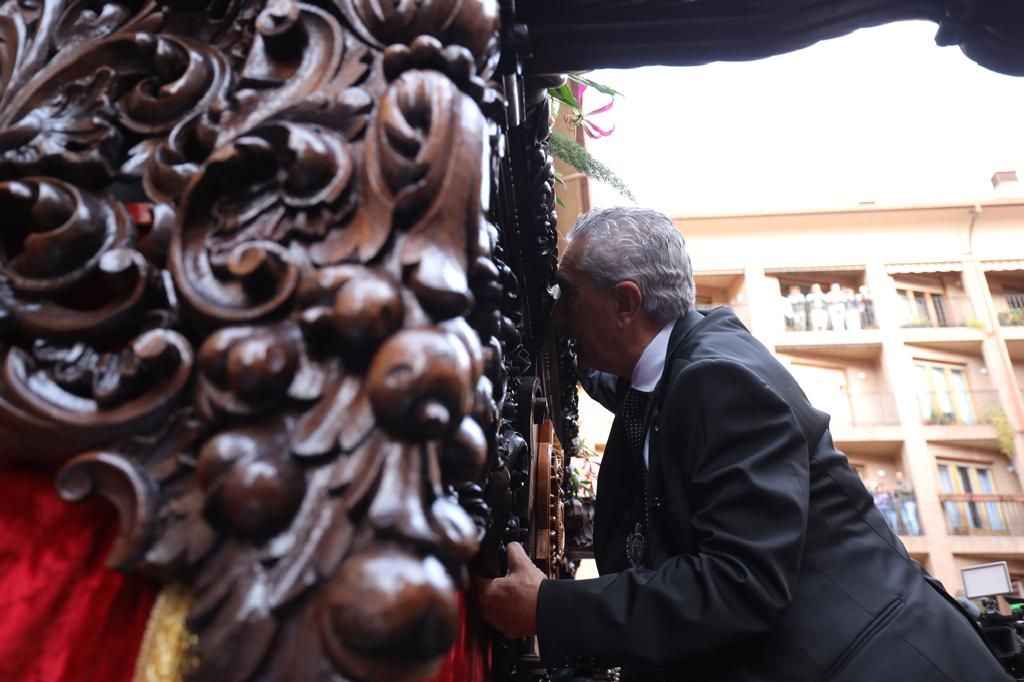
[0,0,530,679]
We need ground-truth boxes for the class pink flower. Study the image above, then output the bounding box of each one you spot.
[572,83,616,139]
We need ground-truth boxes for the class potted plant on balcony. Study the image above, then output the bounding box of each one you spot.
[984,407,1016,461]
[998,309,1024,326]
[927,408,957,425]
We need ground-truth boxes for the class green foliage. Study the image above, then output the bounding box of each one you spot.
[569,440,602,501]
[927,409,956,426]
[998,309,1024,326]
[984,407,1017,460]
[964,317,986,330]
[549,132,636,202]
[568,470,596,500]
[547,82,582,112]
[567,73,624,98]
[545,73,635,203]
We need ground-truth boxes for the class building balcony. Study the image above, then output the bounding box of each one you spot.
[984,267,1024,329]
[694,272,751,329]
[827,392,907,451]
[1006,338,1024,364]
[776,331,884,354]
[781,301,877,334]
[917,390,1003,446]
[769,267,874,337]
[1001,325,1024,345]
[941,494,1024,537]
[901,325,986,354]
[917,390,1002,426]
[776,338,883,374]
[828,391,901,427]
[897,293,979,329]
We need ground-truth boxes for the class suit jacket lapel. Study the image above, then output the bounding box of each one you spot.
[593,415,630,572]
[641,310,710,523]
[645,310,705,428]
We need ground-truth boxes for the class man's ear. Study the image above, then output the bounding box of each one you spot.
[612,281,643,322]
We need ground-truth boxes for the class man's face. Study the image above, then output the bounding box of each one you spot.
[552,240,620,372]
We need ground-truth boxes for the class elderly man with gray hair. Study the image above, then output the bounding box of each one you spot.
[475,207,1006,681]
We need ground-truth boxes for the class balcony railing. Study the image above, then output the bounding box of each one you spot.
[871,492,923,536]
[897,294,978,329]
[826,391,901,427]
[917,390,1003,426]
[940,494,1024,536]
[781,294,877,332]
[896,498,923,536]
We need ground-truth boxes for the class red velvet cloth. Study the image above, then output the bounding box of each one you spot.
[430,593,491,682]
[0,464,489,682]
[0,466,157,682]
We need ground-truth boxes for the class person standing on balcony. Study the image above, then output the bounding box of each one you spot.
[873,482,900,535]
[858,284,876,328]
[786,284,807,331]
[827,282,848,331]
[475,206,1008,682]
[894,470,921,536]
[807,282,829,331]
[843,286,861,330]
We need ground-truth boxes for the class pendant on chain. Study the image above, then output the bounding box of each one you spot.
[626,520,648,568]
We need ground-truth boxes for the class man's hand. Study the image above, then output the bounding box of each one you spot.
[473,542,546,639]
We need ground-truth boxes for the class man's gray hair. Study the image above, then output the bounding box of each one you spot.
[567,207,695,324]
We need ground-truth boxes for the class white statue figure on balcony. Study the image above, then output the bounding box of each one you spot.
[807,283,829,331]
[843,286,861,331]
[826,283,847,331]
[786,285,806,331]
[858,284,875,328]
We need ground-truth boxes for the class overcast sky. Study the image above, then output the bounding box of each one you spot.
[584,21,1024,216]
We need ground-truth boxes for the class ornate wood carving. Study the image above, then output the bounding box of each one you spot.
[0,0,520,679]
[532,419,564,579]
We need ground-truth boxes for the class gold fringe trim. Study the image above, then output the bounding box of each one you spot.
[133,583,197,682]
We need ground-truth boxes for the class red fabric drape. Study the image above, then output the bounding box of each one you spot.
[0,466,157,682]
[429,593,491,682]
[0,463,490,682]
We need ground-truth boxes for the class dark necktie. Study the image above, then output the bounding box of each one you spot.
[622,387,651,568]
[621,387,649,460]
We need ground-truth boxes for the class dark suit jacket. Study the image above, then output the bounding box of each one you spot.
[537,308,1008,681]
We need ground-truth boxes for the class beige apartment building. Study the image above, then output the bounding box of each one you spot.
[570,191,1024,595]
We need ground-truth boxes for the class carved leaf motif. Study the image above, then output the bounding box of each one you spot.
[0,33,233,185]
[0,177,130,292]
[315,70,487,323]
[54,0,148,52]
[0,12,27,111]
[0,328,194,464]
[339,0,499,73]
[222,0,372,145]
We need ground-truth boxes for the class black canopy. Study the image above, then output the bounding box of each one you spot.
[516,0,1024,76]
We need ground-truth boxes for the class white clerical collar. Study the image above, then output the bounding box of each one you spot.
[629,321,675,392]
